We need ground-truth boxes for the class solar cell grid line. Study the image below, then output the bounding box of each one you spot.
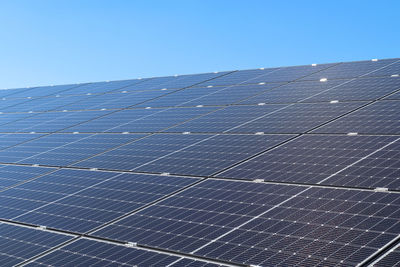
[0,222,74,267]
[385,90,400,100]
[165,104,289,133]
[313,100,400,135]
[134,134,295,177]
[50,89,174,111]
[299,58,400,81]
[2,83,85,99]
[89,179,400,266]
[368,239,400,266]
[0,165,56,191]
[110,71,232,93]
[73,133,214,171]
[302,76,400,103]
[94,179,400,266]
[362,60,400,78]
[175,83,286,108]
[239,79,347,105]
[55,78,146,96]
[0,169,200,233]
[0,98,35,112]
[0,112,39,128]
[247,62,339,84]
[0,88,32,99]
[0,110,113,133]
[0,94,96,113]
[320,136,400,191]
[21,238,232,267]
[64,106,219,133]
[0,133,148,167]
[216,135,400,188]
[0,133,44,150]
[226,102,365,134]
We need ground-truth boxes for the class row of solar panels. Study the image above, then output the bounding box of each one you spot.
[1,58,400,267]
[1,58,399,101]
[0,132,399,190]
[0,99,399,135]
[1,168,400,266]
[0,75,399,114]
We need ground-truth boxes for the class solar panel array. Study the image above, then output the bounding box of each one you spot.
[0,58,399,266]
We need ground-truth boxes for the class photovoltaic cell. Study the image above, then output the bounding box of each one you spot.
[1,84,81,99]
[0,94,94,113]
[300,58,399,81]
[135,134,294,176]
[179,83,284,107]
[304,76,400,102]
[0,110,112,133]
[226,102,364,134]
[0,133,146,166]
[73,133,213,171]
[0,165,55,190]
[371,242,400,266]
[53,90,172,111]
[0,169,199,232]
[218,135,399,187]
[0,222,72,267]
[64,106,218,133]
[240,79,346,104]
[93,179,400,266]
[166,104,288,133]
[313,100,400,134]
[26,238,223,267]
[0,133,44,150]
[0,58,399,266]
[58,79,145,96]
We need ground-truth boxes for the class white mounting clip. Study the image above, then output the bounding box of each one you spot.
[258,82,266,85]
[375,187,388,192]
[371,59,378,61]
[391,74,399,77]
[253,179,264,183]
[320,78,328,82]
[255,132,264,135]
[182,132,191,134]
[160,172,170,176]
[90,168,98,171]
[347,132,358,136]
[125,242,137,248]
[38,225,47,230]
[330,100,339,104]
[207,85,213,88]
[311,63,317,66]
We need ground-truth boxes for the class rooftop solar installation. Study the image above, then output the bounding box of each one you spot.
[0,58,400,266]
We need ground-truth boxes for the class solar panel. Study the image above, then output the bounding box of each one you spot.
[1,58,400,266]
[0,133,146,166]
[313,100,400,134]
[0,222,73,266]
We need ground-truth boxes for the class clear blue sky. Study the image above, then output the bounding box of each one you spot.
[0,0,399,89]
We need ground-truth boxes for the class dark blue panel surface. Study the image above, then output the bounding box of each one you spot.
[0,110,112,133]
[0,169,198,232]
[74,133,213,171]
[0,133,146,166]
[136,134,294,176]
[0,222,72,267]
[0,165,55,190]
[93,179,400,266]
[300,59,398,81]
[65,107,217,133]
[218,134,398,186]
[227,102,364,134]
[26,238,221,267]
[313,100,400,134]
[240,79,346,104]
[304,76,400,102]
[166,104,287,133]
